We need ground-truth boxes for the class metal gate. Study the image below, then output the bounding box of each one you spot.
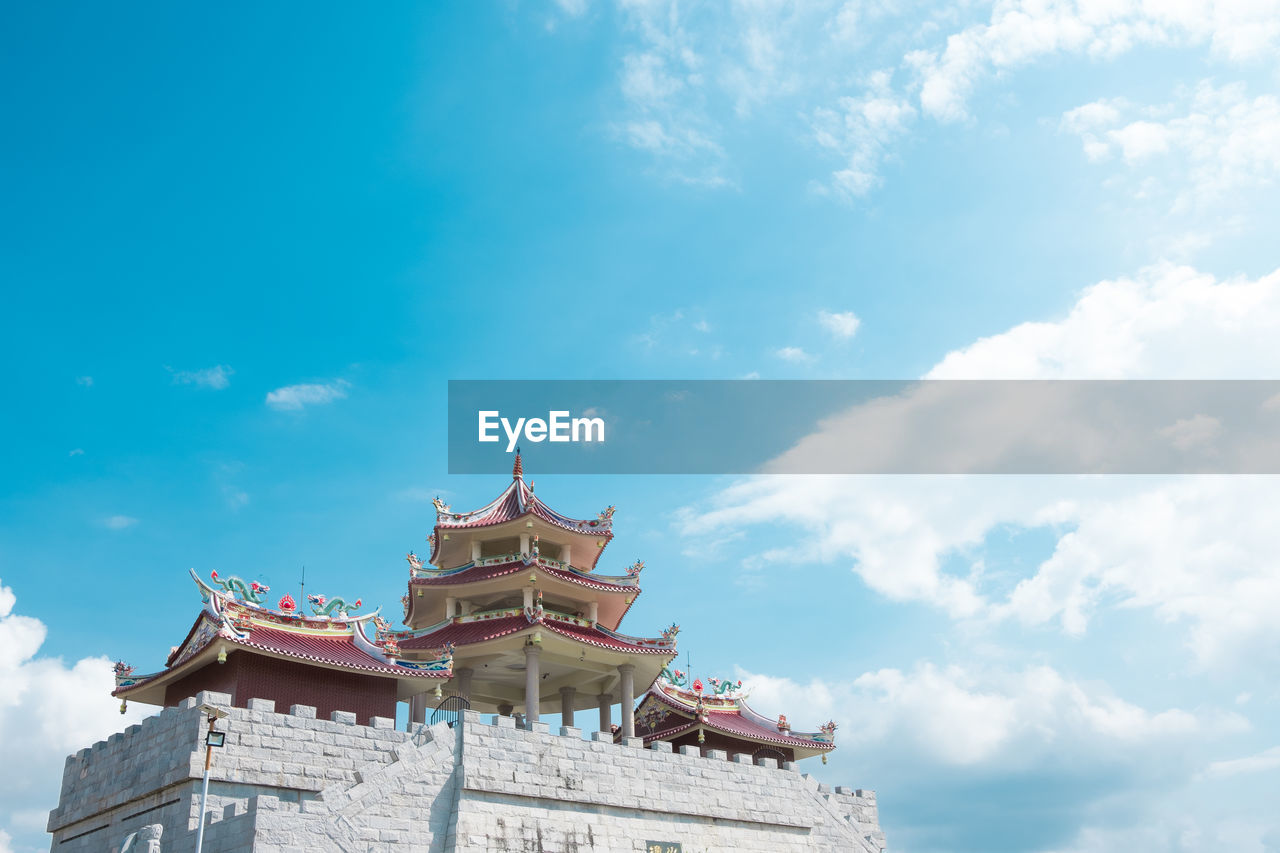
[429,693,471,728]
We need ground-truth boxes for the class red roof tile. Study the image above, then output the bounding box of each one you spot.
[412,560,637,593]
[399,615,530,650]
[544,620,675,655]
[646,686,833,749]
[237,625,440,678]
[432,477,615,538]
[399,614,674,655]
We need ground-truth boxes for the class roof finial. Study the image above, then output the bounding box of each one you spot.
[513,446,523,480]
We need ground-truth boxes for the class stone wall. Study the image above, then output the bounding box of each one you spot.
[47,691,886,852]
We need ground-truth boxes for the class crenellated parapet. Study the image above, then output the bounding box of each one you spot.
[47,692,884,853]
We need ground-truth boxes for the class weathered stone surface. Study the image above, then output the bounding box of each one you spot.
[47,696,886,852]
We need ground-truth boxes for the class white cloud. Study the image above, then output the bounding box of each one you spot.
[1063,83,1280,208]
[817,309,861,338]
[264,379,351,411]
[928,264,1280,379]
[0,579,148,851]
[168,364,233,390]
[1159,413,1221,451]
[682,262,1280,667]
[68,449,83,457]
[1204,745,1280,779]
[910,1,1280,123]
[583,1,1280,196]
[103,515,138,530]
[555,0,589,17]
[739,662,1236,768]
[74,376,92,387]
[810,69,916,198]
[774,345,814,363]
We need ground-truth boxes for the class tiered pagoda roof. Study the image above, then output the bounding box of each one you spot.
[404,555,642,629]
[397,453,676,719]
[631,671,837,762]
[425,454,615,571]
[398,611,677,655]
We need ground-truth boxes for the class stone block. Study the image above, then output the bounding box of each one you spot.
[530,721,550,733]
[195,690,233,707]
[621,737,643,748]
[559,726,581,738]
[247,698,276,713]
[678,745,701,757]
[706,749,728,761]
[732,753,752,765]
[370,717,395,730]
[330,711,358,725]
[290,704,317,719]
[757,757,779,769]
[649,741,673,753]
[493,716,516,729]
[590,732,612,743]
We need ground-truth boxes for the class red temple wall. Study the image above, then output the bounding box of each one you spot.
[162,652,399,725]
[664,729,795,763]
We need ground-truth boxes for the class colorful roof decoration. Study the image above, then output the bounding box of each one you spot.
[410,556,640,591]
[113,570,454,703]
[397,608,678,655]
[427,454,614,568]
[630,670,837,759]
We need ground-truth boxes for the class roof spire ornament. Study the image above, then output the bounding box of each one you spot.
[513,447,523,480]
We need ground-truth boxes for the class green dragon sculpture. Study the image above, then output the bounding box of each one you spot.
[707,677,742,696]
[659,665,688,687]
[308,593,362,617]
[209,571,269,605]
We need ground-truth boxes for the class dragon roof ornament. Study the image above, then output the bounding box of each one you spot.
[190,569,380,625]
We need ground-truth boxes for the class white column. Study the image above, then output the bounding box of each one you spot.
[522,587,534,609]
[519,533,530,554]
[588,602,598,626]
[409,693,427,728]
[559,686,577,728]
[618,664,635,738]
[561,544,572,567]
[470,541,482,562]
[597,693,612,733]
[524,645,541,725]
[457,667,473,702]
[444,597,456,618]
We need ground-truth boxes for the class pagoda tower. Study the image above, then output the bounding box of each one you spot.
[396,454,678,737]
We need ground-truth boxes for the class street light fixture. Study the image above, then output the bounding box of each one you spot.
[194,703,229,853]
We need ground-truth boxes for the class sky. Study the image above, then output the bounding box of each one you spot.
[2,1,1280,851]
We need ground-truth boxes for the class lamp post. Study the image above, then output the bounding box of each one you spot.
[194,704,228,853]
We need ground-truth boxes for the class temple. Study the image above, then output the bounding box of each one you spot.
[633,669,837,764]
[111,454,835,760]
[397,453,676,738]
[112,571,453,725]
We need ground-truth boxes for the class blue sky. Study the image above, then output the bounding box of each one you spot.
[3,2,1280,851]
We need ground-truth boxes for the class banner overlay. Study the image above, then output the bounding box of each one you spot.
[448,380,1280,475]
